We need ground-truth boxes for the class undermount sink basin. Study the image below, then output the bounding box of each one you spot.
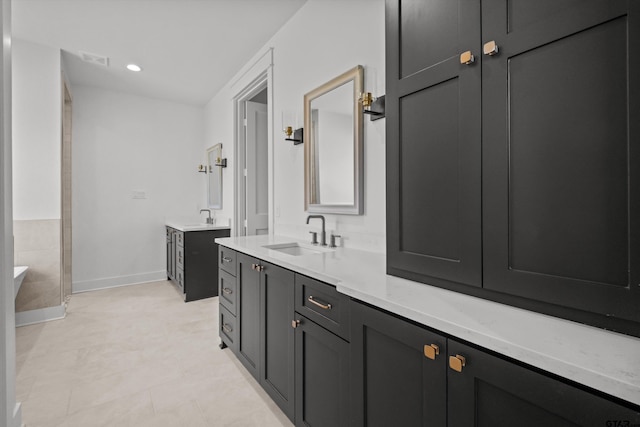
[263,242,333,256]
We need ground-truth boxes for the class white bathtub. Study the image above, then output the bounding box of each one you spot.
[13,266,28,299]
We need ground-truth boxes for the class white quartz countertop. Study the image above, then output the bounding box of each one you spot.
[166,222,231,232]
[216,235,640,406]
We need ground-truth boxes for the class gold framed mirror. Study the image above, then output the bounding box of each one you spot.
[304,65,364,215]
[206,143,223,209]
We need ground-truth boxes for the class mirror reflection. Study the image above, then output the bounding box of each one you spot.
[304,65,363,215]
[207,144,222,209]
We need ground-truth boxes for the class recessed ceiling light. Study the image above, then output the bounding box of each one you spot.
[126,64,142,72]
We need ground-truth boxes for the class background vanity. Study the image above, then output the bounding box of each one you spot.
[166,222,230,302]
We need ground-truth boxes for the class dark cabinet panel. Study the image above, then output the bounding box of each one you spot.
[350,301,446,427]
[386,0,482,288]
[260,262,295,420]
[447,340,640,427]
[295,315,349,427]
[386,0,640,333]
[482,0,640,323]
[236,253,260,380]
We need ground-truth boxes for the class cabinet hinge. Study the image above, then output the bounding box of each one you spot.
[243,118,248,126]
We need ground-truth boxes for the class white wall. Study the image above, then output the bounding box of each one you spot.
[204,0,386,252]
[72,86,205,291]
[12,38,61,220]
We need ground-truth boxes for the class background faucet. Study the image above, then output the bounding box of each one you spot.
[200,209,214,224]
[306,215,326,246]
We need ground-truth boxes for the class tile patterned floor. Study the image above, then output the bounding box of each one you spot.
[15,281,293,427]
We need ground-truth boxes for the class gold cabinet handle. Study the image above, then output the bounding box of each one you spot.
[459,50,475,65]
[222,256,232,263]
[483,40,499,56]
[308,295,332,310]
[222,287,233,295]
[291,319,301,329]
[449,354,466,372]
[222,323,232,333]
[424,344,440,360]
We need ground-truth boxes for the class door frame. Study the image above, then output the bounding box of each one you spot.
[232,49,274,237]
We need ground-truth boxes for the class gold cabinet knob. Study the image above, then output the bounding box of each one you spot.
[459,50,475,65]
[424,344,440,360]
[291,319,301,329]
[449,354,466,372]
[483,40,499,56]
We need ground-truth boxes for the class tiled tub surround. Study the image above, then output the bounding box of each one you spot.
[14,219,62,312]
[216,235,640,407]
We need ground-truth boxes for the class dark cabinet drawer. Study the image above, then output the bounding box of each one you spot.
[219,304,237,354]
[176,231,184,248]
[176,245,184,269]
[295,274,350,341]
[219,270,237,315]
[219,246,236,276]
[176,267,184,294]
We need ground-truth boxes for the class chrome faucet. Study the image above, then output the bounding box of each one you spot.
[200,209,214,224]
[306,215,326,246]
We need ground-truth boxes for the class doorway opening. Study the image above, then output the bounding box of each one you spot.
[234,78,270,236]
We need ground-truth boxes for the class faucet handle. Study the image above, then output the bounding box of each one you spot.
[329,234,342,248]
[309,231,318,245]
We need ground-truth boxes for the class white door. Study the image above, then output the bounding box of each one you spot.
[245,101,269,235]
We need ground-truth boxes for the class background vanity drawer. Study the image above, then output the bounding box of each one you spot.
[176,245,184,269]
[219,305,237,353]
[219,246,237,276]
[295,274,350,341]
[176,267,184,294]
[219,270,237,315]
[176,231,184,247]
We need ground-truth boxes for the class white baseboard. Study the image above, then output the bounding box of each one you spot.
[15,303,66,327]
[72,270,166,294]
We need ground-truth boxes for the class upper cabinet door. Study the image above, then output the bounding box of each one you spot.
[482,0,640,322]
[386,0,483,287]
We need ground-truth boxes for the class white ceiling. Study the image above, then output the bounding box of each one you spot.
[12,0,307,106]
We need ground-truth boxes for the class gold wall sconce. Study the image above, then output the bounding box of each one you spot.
[359,92,385,121]
[198,164,208,173]
[284,126,304,145]
[214,157,227,168]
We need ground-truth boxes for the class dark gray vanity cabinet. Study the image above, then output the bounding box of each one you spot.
[351,301,640,426]
[447,340,640,427]
[386,0,640,333]
[350,301,447,427]
[166,226,230,302]
[294,274,351,427]
[224,251,295,421]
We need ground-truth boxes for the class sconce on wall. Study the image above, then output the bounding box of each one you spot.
[214,157,227,168]
[198,164,208,173]
[359,92,386,121]
[284,126,304,145]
